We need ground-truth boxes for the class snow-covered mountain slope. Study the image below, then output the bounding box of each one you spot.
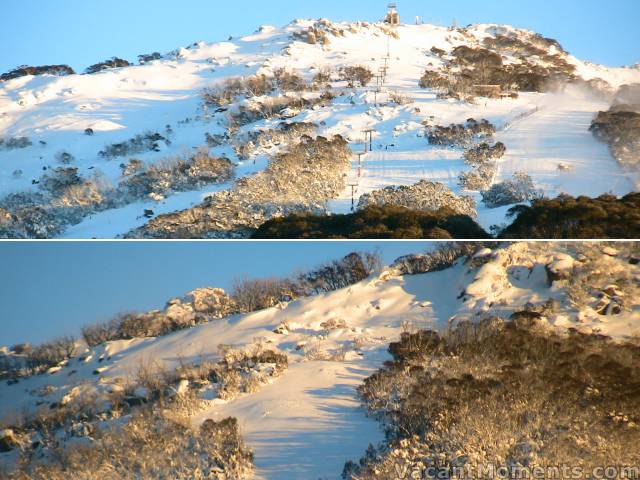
[2,242,639,478]
[1,20,639,237]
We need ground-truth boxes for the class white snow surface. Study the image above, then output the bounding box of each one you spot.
[1,21,639,237]
[2,242,639,478]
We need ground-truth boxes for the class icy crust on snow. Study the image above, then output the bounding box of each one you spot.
[1,242,639,478]
[1,20,639,237]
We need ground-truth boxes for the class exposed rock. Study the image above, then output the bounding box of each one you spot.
[0,429,19,452]
[545,254,575,284]
[164,299,196,324]
[602,246,620,257]
[181,288,235,317]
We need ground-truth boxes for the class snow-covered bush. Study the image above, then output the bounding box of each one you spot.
[130,134,351,238]
[98,131,170,159]
[10,410,254,479]
[481,172,543,208]
[122,149,234,198]
[458,163,497,191]
[358,180,477,218]
[339,65,374,87]
[463,142,506,165]
[427,119,496,146]
[40,167,83,195]
[347,319,640,479]
[388,90,411,105]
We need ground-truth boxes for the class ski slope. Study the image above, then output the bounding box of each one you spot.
[2,243,639,478]
[1,20,639,237]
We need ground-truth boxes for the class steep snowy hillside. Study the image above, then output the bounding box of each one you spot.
[2,242,639,478]
[1,20,639,238]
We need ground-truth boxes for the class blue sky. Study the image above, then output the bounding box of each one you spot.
[1,0,638,74]
[0,241,435,346]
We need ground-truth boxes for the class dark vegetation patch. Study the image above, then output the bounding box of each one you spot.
[0,65,75,82]
[344,319,640,479]
[252,205,491,239]
[0,136,32,151]
[590,107,640,171]
[84,57,132,74]
[499,193,640,239]
[98,131,170,159]
[137,52,162,64]
[419,34,576,99]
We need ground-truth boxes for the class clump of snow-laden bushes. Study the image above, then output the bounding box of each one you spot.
[358,180,477,218]
[459,142,506,191]
[481,172,543,208]
[98,131,171,159]
[0,149,234,239]
[344,317,640,479]
[427,119,496,147]
[129,134,352,238]
[8,404,253,479]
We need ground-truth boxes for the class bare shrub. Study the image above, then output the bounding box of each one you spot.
[312,67,332,87]
[273,68,308,93]
[231,276,293,313]
[25,336,77,370]
[81,318,121,347]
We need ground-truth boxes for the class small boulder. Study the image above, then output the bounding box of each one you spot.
[0,429,19,452]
